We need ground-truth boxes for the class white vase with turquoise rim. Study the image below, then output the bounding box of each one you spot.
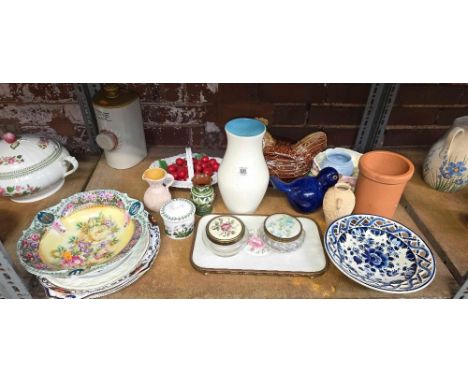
[217,118,269,214]
[423,116,468,192]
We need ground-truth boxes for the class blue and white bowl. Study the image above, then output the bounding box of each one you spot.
[321,148,354,176]
[324,214,436,293]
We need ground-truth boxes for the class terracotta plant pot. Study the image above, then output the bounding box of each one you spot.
[353,151,415,218]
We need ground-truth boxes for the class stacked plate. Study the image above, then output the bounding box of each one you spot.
[17,190,160,299]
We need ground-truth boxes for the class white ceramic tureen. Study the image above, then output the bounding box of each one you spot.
[0,132,78,203]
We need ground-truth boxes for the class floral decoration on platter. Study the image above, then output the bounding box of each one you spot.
[60,190,126,216]
[0,184,40,197]
[20,212,141,272]
[0,155,24,166]
[39,223,161,299]
[325,214,436,293]
[49,212,121,268]
[17,189,148,277]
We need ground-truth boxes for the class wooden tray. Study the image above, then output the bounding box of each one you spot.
[190,214,327,277]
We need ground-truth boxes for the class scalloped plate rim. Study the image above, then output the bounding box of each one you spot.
[324,213,436,294]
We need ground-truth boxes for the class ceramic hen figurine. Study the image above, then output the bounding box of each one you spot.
[263,130,327,180]
[270,167,339,213]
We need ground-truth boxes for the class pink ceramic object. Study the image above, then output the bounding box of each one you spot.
[142,168,174,212]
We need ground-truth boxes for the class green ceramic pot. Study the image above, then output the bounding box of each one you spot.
[191,185,215,216]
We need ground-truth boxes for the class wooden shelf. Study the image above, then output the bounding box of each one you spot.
[84,147,458,298]
[1,146,462,298]
[396,149,468,284]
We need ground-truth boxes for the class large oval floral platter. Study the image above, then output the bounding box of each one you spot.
[324,214,436,294]
[39,223,160,299]
[17,189,148,278]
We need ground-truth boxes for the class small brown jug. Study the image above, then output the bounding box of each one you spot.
[353,150,414,218]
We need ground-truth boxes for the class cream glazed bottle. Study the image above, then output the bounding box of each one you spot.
[93,84,147,169]
[217,118,269,214]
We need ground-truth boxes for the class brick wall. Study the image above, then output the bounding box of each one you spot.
[0,84,88,153]
[1,83,468,154]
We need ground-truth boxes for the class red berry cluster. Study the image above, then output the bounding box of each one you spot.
[167,156,220,181]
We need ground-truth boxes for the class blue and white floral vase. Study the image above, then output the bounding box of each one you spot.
[423,117,468,192]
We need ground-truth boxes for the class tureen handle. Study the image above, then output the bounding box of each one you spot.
[63,156,79,177]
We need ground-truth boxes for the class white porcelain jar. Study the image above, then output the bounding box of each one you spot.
[217,118,269,214]
[160,198,196,240]
[0,133,78,203]
[93,84,147,170]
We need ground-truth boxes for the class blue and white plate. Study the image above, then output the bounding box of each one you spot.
[324,214,436,294]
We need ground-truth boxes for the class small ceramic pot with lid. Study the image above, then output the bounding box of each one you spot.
[160,198,196,239]
[203,215,247,257]
[263,213,305,252]
[0,133,78,203]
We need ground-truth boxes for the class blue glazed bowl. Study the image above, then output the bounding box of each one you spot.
[321,148,354,176]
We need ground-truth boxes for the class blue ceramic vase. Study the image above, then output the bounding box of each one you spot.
[270,167,339,213]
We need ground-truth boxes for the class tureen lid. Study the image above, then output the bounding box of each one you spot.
[160,198,195,221]
[264,214,303,243]
[0,134,62,179]
[206,215,245,245]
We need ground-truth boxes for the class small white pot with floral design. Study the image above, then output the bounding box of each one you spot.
[160,198,196,239]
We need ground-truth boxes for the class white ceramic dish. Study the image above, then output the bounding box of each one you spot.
[191,214,327,276]
[39,223,160,299]
[0,133,78,203]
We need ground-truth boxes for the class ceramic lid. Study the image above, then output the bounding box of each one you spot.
[206,215,245,245]
[160,198,195,221]
[264,214,303,243]
[0,134,62,179]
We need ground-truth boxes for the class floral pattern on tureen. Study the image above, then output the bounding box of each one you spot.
[0,155,24,166]
[325,214,436,293]
[0,184,40,197]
